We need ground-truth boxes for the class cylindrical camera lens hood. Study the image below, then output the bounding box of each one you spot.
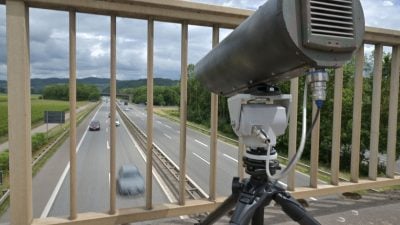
[195,0,365,96]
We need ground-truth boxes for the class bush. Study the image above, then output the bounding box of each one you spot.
[0,151,9,172]
[32,133,46,153]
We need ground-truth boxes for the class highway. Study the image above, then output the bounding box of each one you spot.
[0,103,171,223]
[121,102,313,197]
[47,103,170,216]
[0,100,316,224]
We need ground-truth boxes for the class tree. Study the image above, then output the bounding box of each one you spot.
[42,84,100,101]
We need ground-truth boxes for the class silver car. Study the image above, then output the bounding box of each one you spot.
[117,164,145,197]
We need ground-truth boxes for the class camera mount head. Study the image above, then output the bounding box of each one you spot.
[228,89,291,150]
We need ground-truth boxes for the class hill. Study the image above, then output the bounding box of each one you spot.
[0,77,178,94]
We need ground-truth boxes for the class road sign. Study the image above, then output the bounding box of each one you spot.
[44,111,65,124]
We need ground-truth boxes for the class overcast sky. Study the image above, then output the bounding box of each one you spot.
[0,0,400,80]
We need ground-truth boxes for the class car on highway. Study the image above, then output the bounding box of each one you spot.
[117,164,145,197]
[115,119,120,127]
[89,120,100,131]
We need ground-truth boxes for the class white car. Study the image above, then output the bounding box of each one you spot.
[115,119,120,126]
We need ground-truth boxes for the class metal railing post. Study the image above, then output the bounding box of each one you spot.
[209,25,219,201]
[69,9,77,220]
[331,67,344,185]
[351,45,365,183]
[386,45,400,178]
[7,1,33,224]
[179,21,188,206]
[109,15,117,214]
[310,103,321,188]
[369,44,383,180]
[146,18,154,210]
[287,77,299,191]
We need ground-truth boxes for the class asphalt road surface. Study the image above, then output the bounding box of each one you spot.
[121,103,314,198]
[0,102,171,223]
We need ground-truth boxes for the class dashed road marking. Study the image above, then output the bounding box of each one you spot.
[164,124,173,129]
[163,133,172,139]
[193,153,210,165]
[223,154,238,163]
[195,139,208,148]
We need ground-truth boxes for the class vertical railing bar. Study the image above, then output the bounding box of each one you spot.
[7,1,33,224]
[369,44,383,180]
[68,10,77,220]
[238,137,245,180]
[331,67,343,185]
[109,15,117,214]
[386,45,400,178]
[351,45,365,183]
[209,25,219,201]
[287,77,299,191]
[179,21,188,206]
[146,18,154,210]
[310,103,321,188]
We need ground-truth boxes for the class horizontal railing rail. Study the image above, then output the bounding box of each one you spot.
[1,1,400,225]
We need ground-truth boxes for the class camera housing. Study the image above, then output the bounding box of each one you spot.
[195,0,365,96]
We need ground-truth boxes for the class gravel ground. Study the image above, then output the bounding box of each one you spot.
[130,189,400,225]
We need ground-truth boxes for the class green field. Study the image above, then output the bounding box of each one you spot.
[0,94,87,138]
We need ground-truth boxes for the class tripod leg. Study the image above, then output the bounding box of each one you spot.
[274,192,321,225]
[196,194,238,225]
[251,206,264,225]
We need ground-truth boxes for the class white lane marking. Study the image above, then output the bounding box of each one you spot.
[164,124,172,129]
[195,139,208,148]
[223,154,238,163]
[163,133,172,139]
[107,140,110,150]
[108,173,110,187]
[193,153,210,165]
[41,104,103,218]
[106,128,108,133]
[156,121,162,124]
[121,119,176,203]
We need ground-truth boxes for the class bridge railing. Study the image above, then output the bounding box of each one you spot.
[2,0,400,225]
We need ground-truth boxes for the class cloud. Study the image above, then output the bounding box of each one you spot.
[192,0,265,10]
[1,1,400,81]
[361,0,400,29]
[383,0,394,7]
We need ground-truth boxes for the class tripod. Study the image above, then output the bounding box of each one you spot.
[196,148,321,225]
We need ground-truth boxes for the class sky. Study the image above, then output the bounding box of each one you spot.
[0,0,400,80]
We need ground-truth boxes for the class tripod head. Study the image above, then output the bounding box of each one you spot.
[227,86,290,180]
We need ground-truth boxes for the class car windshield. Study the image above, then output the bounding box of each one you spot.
[119,165,139,178]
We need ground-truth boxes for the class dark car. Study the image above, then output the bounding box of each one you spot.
[89,120,100,131]
[117,164,145,197]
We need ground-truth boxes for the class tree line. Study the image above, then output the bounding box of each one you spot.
[122,85,180,106]
[42,84,101,101]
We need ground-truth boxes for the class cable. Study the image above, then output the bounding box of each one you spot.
[306,108,320,139]
[265,82,322,181]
